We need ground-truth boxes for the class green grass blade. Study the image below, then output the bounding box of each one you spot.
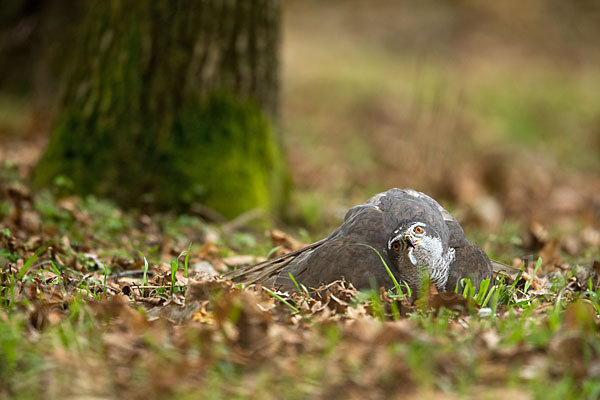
[170,260,178,295]
[266,245,282,259]
[490,289,500,316]
[390,298,401,321]
[288,273,309,298]
[475,278,491,305]
[263,287,299,313]
[461,278,472,297]
[102,258,108,295]
[138,251,149,297]
[184,242,192,278]
[353,243,406,300]
[138,251,149,286]
[481,285,497,308]
[50,261,63,289]
[523,257,542,293]
[17,241,53,280]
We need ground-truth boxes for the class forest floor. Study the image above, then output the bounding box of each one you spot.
[1,2,600,399]
[0,153,599,399]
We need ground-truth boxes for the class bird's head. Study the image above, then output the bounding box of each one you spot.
[386,221,445,279]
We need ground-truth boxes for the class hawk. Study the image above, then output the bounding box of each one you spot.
[224,188,494,294]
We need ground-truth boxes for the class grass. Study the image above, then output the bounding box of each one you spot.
[0,245,598,399]
[355,242,412,301]
[0,145,597,400]
[0,183,596,399]
[170,260,178,296]
[262,286,300,313]
[183,243,191,278]
[288,272,310,300]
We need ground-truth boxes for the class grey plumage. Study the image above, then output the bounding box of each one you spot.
[223,188,493,294]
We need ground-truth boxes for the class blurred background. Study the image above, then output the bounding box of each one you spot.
[280,1,600,233]
[1,0,599,239]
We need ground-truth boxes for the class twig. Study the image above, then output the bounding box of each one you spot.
[222,208,264,234]
[109,270,156,279]
[189,203,227,223]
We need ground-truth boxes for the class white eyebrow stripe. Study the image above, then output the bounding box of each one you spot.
[388,233,405,248]
[409,222,427,230]
[389,222,427,248]
[392,222,427,234]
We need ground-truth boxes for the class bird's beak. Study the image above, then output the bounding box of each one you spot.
[403,234,415,248]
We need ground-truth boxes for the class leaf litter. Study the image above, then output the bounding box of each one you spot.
[1,162,600,399]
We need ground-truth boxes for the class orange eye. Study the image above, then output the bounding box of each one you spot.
[392,241,400,251]
[414,226,423,234]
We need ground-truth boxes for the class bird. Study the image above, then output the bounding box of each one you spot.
[223,188,494,295]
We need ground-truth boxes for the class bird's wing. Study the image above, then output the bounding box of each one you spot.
[446,243,493,293]
[274,236,398,291]
[273,204,399,291]
[221,238,328,284]
[222,204,396,290]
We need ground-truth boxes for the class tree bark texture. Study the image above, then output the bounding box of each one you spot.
[35,0,288,218]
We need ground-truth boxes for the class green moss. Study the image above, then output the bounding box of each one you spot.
[168,94,290,218]
[35,93,289,218]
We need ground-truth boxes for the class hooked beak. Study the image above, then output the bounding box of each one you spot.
[403,234,415,248]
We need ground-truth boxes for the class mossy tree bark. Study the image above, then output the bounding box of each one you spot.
[35,0,288,218]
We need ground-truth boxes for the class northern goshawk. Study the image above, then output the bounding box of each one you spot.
[224,188,494,294]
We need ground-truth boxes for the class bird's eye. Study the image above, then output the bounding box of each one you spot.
[414,226,423,234]
[391,241,400,251]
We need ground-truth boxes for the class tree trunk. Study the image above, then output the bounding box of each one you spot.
[35,0,288,218]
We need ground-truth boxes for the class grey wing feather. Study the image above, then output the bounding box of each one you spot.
[276,204,399,290]
[221,238,328,284]
[446,244,493,293]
